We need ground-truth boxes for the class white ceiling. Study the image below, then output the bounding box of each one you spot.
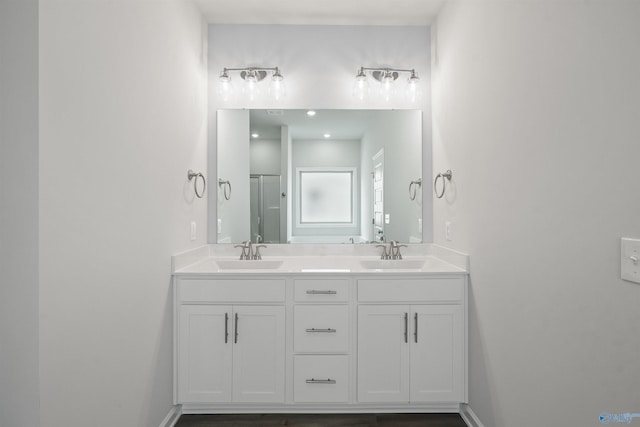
[194,0,445,26]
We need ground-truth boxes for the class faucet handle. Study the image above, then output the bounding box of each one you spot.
[254,245,267,260]
[396,244,408,259]
[376,245,389,260]
[234,244,248,260]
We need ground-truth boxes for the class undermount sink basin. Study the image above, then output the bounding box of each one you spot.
[215,259,284,270]
[359,259,425,270]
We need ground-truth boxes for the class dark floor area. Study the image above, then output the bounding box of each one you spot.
[175,413,467,427]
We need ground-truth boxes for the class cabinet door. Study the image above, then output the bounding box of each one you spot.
[178,305,233,403]
[410,305,464,402]
[357,305,410,402]
[232,305,286,403]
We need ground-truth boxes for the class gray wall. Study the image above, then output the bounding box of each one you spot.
[360,111,422,243]
[217,109,250,242]
[207,24,432,243]
[432,1,640,426]
[250,139,281,175]
[0,1,40,426]
[38,1,208,426]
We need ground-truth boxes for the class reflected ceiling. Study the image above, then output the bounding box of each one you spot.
[250,109,379,140]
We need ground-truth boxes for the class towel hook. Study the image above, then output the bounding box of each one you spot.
[434,170,452,199]
[218,178,232,200]
[409,178,422,201]
[187,169,206,198]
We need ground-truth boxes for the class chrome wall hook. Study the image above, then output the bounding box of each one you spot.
[434,170,452,199]
[187,169,206,198]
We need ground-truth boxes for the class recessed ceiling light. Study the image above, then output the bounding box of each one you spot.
[323,133,331,138]
[307,110,316,117]
[251,133,259,138]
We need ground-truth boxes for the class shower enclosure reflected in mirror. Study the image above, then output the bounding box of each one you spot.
[216,109,423,244]
[250,175,282,243]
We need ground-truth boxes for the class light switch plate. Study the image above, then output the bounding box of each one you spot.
[621,238,640,284]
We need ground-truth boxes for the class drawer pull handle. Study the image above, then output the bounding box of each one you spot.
[414,312,418,343]
[306,290,337,295]
[305,328,337,333]
[306,378,336,384]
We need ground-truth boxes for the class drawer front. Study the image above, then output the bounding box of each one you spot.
[294,305,349,353]
[357,277,464,302]
[294,279,349,302]
[294,355,349,403]
[178,278,285,303]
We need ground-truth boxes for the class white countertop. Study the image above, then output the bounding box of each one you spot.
[172,244,469,276]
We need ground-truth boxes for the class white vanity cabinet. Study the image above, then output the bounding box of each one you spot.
[175,278,286,404]
[357,277,465,403]
[173,267,467,413]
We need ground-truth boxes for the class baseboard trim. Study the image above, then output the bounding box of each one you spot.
[181,403,460,414]
[159,405,182,427]
[460,403,485,427]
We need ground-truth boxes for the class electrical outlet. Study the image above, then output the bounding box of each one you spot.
[190,221,197,241]
[445,221,452,241]
[217,218,222,234]
[418,218,422,233]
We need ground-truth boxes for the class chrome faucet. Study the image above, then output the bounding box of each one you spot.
[234,241,266,260]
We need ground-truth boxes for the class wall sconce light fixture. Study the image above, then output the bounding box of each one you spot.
[217,66,286,102]
[353,67,421,103]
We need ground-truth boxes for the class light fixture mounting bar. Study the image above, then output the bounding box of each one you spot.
[222,67,281,82]
[358,67,418,82]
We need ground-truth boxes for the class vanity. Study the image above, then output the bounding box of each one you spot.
[172,244,468,414]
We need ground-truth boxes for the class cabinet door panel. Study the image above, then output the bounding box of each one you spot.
[178,305,232,403]
[357,305,410,402]
[410,305,464,402]
[232,306,285,403]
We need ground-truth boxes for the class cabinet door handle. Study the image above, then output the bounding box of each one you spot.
[234,313,239,344]
[305,328,337,333]
[305,378,336,384]
[404,312,408,343]
[224,313,229,344]
[414,312,418,343]
[306,290,337,295]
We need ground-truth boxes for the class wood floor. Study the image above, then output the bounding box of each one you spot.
[175,413,467,427]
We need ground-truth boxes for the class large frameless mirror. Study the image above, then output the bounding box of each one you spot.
[216,109,423,244]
